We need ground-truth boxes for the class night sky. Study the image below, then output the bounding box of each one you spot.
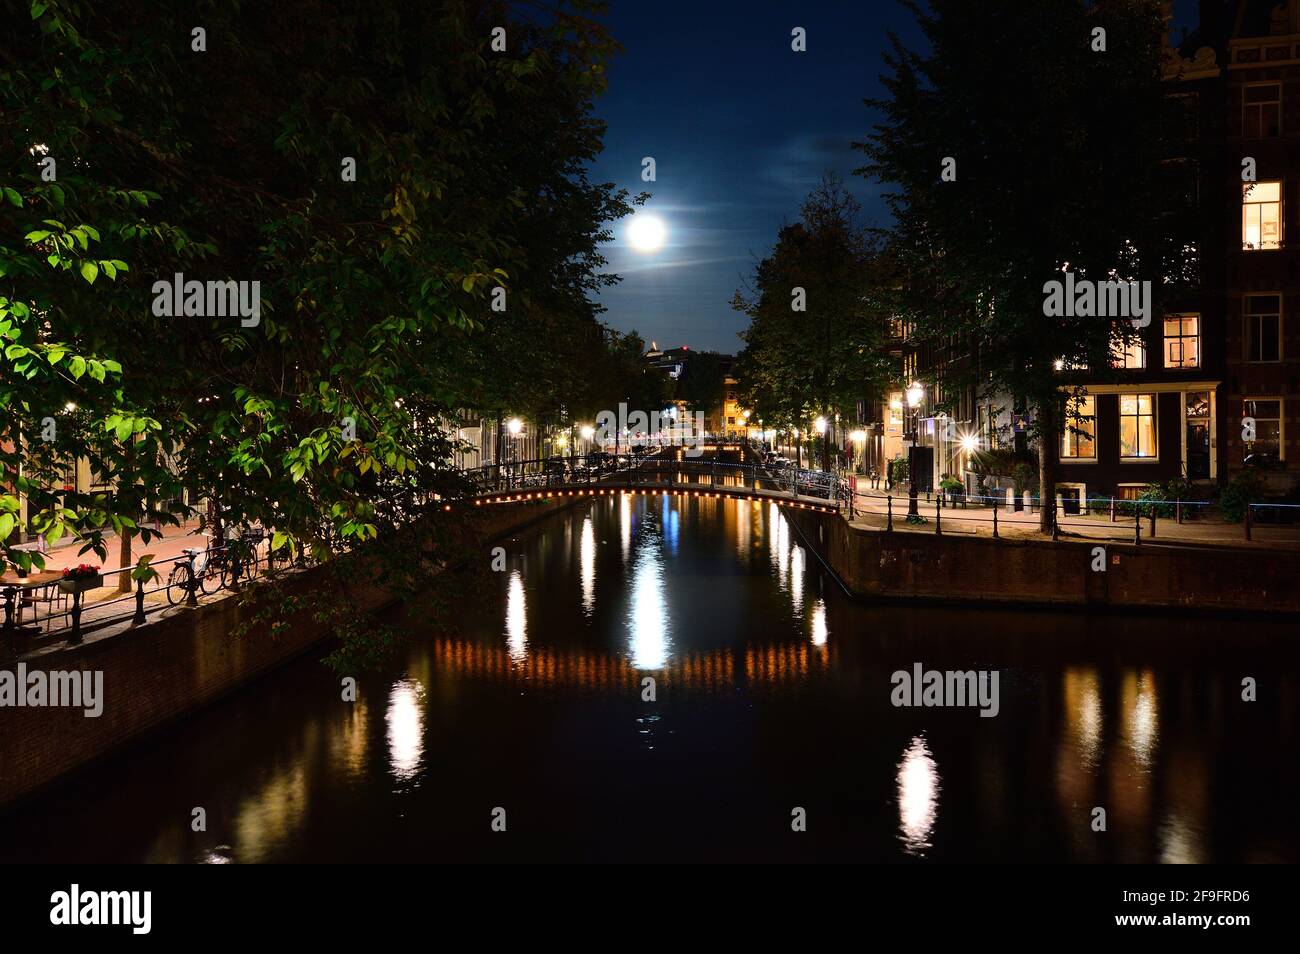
[590,0,1200,354]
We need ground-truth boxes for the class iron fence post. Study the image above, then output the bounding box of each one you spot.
[1134,509,1141,546]
[887,495,893,531]
[186,552,199,607]
[1245,504,1253,541]
[132,574,147,625]
[935,495,941,535]
[992,504,998,539]
[68,589,83,644]
[1051,500,1059,541]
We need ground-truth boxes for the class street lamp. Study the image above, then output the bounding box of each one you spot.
[506,417,523,465]
[850,429,867,476]
[905,383,924,518]
[814,415,829,472]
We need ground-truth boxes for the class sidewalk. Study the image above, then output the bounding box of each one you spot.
[8,519,221,641]
[845,488,1300,549]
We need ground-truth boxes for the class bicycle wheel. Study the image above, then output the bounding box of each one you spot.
[200,560,227,594]
[166,565,192,605]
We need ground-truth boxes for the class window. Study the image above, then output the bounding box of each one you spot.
[1111,336,1147,369]
[1119,394,1157,459]
[1243,398,1283,463]
[1243,181,1282,249]
[1061,395,1096,460]
[1163,314,1200,368]
[1245,294,1282,361]
[1243,83,1281,138]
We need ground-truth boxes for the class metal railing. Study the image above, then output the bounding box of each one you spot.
[846,486,1300,546]
[1,530,300,651]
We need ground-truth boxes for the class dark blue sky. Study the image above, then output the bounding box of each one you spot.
[589,0,1200,353]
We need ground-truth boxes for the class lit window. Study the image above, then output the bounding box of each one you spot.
[1244,83,1281,138]
[1243,181,1281,249]
[1111,336,1147,369]
[1243,399,1283,463]
[1245,295,1282,362]
[1119,394,1156,459]
[1163,314,1200,368]
[1061,395,1096,460]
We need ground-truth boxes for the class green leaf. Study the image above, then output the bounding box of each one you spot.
[2,188,21,208]
[80,261,98,284]
[24,230,52,242]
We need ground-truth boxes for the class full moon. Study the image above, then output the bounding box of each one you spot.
[627,213,667,252]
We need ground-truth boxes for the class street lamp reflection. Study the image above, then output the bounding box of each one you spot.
[506,570,527,662]
[897,735,940,856]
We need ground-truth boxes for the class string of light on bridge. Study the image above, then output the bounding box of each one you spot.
[465,488,839,514]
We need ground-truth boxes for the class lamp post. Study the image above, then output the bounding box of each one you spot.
[814,415,828,471]
[506,417,523,473]
[906,383,924,518]
[849,429,867,475]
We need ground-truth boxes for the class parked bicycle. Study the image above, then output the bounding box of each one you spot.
[165,547,213,605]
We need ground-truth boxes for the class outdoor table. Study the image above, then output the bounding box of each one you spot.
[0,570,64,628]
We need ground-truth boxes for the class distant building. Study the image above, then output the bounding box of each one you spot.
[643,342,692,380]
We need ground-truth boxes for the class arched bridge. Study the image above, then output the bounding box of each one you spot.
[461,452,844,514]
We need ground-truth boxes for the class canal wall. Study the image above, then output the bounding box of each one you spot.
[0,499,572,811]
[784,508,1300,616]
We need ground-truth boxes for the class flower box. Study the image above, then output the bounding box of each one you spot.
[58,573,103,594]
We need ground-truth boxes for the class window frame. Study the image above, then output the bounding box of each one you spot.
[1242,180,1283,250]
[1242,396,1285,463]
[1060,394,1097,461]
[1243,81,1282,139]
[1163,313,1201,369]
[1244,293,1283,363]
[1110,336,1148,370]
[1118,392,1158,461]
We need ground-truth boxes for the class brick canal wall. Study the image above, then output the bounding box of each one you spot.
[0,499,570,811]
[785,508,1300,615]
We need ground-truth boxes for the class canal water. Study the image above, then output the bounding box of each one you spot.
[3,495,1297,862]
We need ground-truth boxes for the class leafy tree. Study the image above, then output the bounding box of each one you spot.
[2,0,631,667]
[675,350,729,423]
[856,0,1185,530]
[734,174,890,466]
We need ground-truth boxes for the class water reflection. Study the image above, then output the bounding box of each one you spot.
[4,493,1297,864]
[1123,670,1160,769]
[771,503,789,591]
[628,537,669,670]
[790,545,804,614]
[897,735,940,856]
[506,570,527,662]
[810,598,828,647]
[620,493,632,565]
[580,516,596,615]
[386,679,425,783]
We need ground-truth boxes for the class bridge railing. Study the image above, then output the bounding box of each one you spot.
[465,452,843,506]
